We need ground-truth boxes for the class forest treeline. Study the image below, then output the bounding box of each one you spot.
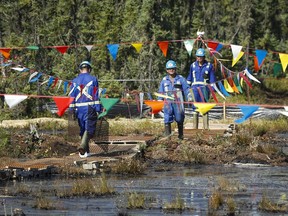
[0,0,287,117]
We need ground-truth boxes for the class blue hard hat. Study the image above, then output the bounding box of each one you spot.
[196,48,205,57]
[166,60,177,69]
[79,61,92,69]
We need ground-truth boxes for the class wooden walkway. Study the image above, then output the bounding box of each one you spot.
[0,123,235,180]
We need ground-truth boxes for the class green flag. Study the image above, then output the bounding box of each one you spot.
[26,46,39,50]
[98,98,120,119]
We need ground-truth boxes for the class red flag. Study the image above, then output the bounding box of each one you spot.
[157,41,169,57]
[239,73,253,89]
[207,41,219,51]
[53,96,74,117]
[52,78,59,88]
[55,46,69,54]
[208,85,218,103]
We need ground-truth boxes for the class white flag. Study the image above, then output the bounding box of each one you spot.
[4,94,28,108]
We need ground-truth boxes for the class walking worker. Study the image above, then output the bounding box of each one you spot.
[69,61,102,158]
[157,60,189,139]
[187,48,216,129]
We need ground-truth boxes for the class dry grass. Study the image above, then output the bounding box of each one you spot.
[127,192,146,209]
[258,194,288,212]
[111,158,146,175]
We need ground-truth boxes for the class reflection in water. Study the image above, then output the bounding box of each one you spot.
[0,164,287,215]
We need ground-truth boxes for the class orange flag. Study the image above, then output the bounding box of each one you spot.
[53,96,74,117]
[0,48,12,59]
[157,41,169,57]
[144,100,164,114]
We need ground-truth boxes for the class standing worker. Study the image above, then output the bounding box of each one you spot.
[187,48,216,129]
[158,60,189,139]
[69,61,102,158]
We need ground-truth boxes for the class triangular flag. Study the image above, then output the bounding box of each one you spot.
[254,55,260,72]
[223,79,234,93]
[85,45,93,52]
[279,53,288,72]
[235,105,259,124]
[154,92,174,100]
[4,94,28,108]
[194,103,216,115]
[239,73,253,88]
[29,72,42,83]
[26,46,39,50]
[232,51,244,67]
[216,43,223,52]
[244,69,261,83]
[55,46,69,54]
[144,100,164,114]
[207,41,219,51]
[228,77,239,93]
[183,40,194,56]
[234,75,243,93]
[28,72,39,82]
[98,98,120,118]
[208,85,218,103]
[157,41,169,57]
[211,83,226,100]
[230,44,243,59]
[255,49,267,68]
[53,96,74,117]
[107,44,119,61]
[273,63,282,77]
[218,81,231,97]
[0,48,12,59]
[131,43,143,53]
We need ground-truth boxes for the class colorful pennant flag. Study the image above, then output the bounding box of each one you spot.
[53,96,74,117]
[232,51,244,67]
[107,44,120,61]
[144,100,164,114]
[4,94,28,108]
[194,103,216,115]
[55,46,69,54]
[131,43,143,53]
[157,41,169,57]
[183,40,194,56]
[85,45,93,52]
[279,53,288,72]
[255,49,267,68]
[98,98,120,118]
[235,105,259,124]
[0,48,12,59]
[211,83,226,100]
[26,46,39,50]
[224,79,234,93]
[244,69,261,83]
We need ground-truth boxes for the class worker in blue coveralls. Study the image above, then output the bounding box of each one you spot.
[69,61,102,158]
[158,60,189,139]
[187,48,216,129]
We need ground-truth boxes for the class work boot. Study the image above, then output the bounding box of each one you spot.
[164,123,171,137]
[177,122,184,140]
[78,131,90,156]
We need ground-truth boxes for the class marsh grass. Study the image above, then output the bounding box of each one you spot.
[226,196,236,214]
[258,193,288,212]
[127,192,146,209]
[5,184,31,196]
[33,196,56,210]
[209,190,224,210]
[163,191,186,212]
[109,118,163,136]
[55,174,114,198]
[179,144,206,164]
[111,158,146,175]
[58,164,91,178]
[256,144,279,155]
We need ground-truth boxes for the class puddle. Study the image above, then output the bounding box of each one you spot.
[0,164,288,215]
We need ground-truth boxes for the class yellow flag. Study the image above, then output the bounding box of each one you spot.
[232,51,244,67]
[279,53,288,72]
[154,92,174,100]
[194,103,216,115]
[223,79,234,93]
[131,43,143,53]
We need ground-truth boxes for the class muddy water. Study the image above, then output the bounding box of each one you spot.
[1,164,288,215]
